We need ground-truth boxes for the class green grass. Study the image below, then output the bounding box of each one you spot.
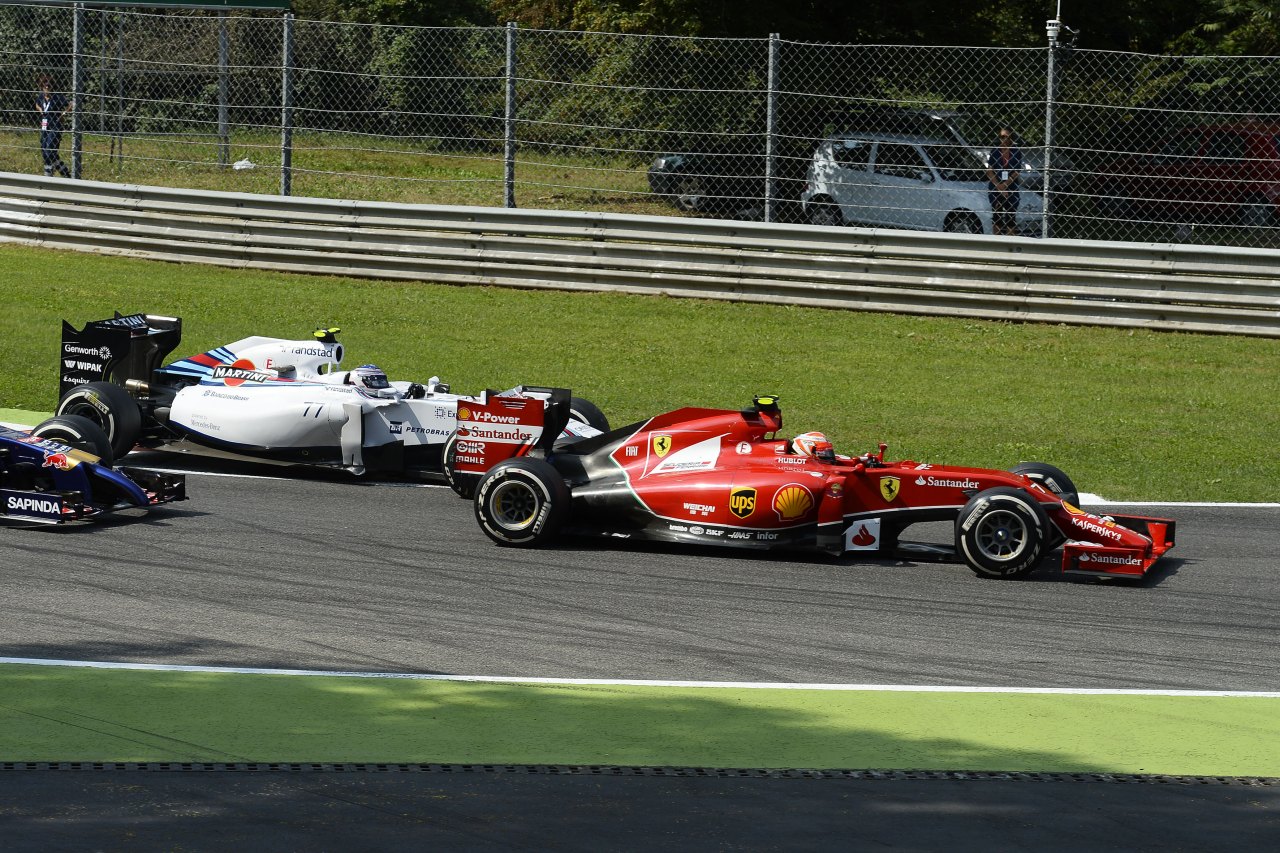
[7,127,1280,246]
[1,243,1276,501]
[0,129,672,215]
[4,664,1279,774]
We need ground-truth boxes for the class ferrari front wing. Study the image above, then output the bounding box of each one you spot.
[1059,513,1176,578]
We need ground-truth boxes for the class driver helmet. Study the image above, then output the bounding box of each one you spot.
[351,364,391,394]
[792,431,836,464]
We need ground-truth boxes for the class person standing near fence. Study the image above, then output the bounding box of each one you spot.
[35,76,72,178]
[985,126,1023,236]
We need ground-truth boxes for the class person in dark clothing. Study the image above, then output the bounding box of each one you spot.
[985,125,1023,236]
[36,76,72,178]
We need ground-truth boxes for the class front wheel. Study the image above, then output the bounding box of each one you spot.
[474,458,570,546]
[55,381,141,460]
[673,176,708,212]
[955,487,1051,579]
[29,414,114,463]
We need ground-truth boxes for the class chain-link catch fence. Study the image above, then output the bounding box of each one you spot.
[3,4,1280,248]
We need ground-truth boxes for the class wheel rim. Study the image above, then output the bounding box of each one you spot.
[812,205,838,226]
[674,178,705,211]
[973,508,1029,561]
[489,480,541,532]
[65,402,109,432]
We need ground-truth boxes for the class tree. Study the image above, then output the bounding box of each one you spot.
[1185,0,1280,54]
[294,0,494,27]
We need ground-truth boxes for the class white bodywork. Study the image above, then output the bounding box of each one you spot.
[800,133,1044,236]
[160,335,599,474]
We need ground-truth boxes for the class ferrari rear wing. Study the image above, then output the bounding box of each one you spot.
[60,313,183,399]
[450,386,571,477]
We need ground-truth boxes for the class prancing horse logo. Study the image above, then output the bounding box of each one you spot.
[879,476,901,502]
[652,434,672,457]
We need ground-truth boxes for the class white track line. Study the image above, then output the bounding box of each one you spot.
[2,657,1276,698]
[133,466,447,488]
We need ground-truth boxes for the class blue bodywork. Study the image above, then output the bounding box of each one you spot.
[0,424,185,524]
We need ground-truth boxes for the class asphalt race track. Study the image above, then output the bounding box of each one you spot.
[2,464,1277,691]
[3,460,1278,848]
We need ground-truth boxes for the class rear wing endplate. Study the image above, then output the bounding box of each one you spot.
[60,313,183,398]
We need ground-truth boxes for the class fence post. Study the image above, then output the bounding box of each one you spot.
[218,11,230,168]
[71,2,83,179]
[113,11,123,168]
[97,9,105,134]
[1042,18,1062,239]
[280,11,293,196]
[764,33,779,224]
[504,22,517,209]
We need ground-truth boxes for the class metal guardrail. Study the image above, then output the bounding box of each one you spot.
[1,173,1277,338]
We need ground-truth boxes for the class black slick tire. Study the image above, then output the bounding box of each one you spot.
[30,414,115,463]
[54,381,141,460]
[442,431,478,498]
[474,458,569,546]
[955,487,1051,579]
[1008,462,1080,508]
[568,397,609,432]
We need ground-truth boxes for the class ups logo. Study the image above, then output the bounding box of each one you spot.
[729,487,757,519]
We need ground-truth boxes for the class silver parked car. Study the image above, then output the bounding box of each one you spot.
[800,133,1044,235]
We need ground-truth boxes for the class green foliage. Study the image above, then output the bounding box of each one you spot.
[515,31,766,155]
[295,0,494,26]
[1180,0,1280,55]
[1,244,1277,502]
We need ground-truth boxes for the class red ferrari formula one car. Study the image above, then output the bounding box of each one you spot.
[470,396,1175,580]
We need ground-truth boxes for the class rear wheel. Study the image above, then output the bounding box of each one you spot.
[944,212,983,233]
[442,431,477,499]
[808,201,843,227]
[54,381,141,460]
[568,397,610,433]
[955,487,1051,579]
[30,415,114,463]
[474,458,570,546]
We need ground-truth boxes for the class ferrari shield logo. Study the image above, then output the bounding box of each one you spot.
[879,476,901,502]
[652,434,672,457]
[729,487,757,519]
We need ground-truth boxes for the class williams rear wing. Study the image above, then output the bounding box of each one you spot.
[60,313,183,398]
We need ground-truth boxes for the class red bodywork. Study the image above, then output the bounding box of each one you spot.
[563,402,1175,579]
[450,391,551,476]
[1093,123,1280,223]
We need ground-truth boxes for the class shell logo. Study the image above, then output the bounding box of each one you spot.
[458,407,472,420]
[773,484,813,521]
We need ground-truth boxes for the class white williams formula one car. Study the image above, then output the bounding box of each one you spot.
[54,314,608,495]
